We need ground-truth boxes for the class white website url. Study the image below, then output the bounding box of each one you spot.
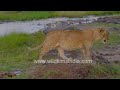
[34,59,92,64]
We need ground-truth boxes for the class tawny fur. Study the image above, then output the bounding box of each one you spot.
[30,28,109,60]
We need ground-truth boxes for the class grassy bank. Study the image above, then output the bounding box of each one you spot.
[0,11,54,21]
[0,30,120,78]
[54,11,120,17]
[0,32,45,72]
[0,11,120,21]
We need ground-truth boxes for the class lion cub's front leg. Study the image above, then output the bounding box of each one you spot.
[81,45,92,60]
[57,47,72,60]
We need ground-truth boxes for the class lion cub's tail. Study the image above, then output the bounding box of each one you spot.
[27,43,43,51]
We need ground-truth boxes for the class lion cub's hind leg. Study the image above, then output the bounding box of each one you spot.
[39,47,49,60]
[39,45,55,60]
[57,47,72,60]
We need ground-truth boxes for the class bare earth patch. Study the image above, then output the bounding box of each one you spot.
[93,45,120,63]
[27,64,92,79]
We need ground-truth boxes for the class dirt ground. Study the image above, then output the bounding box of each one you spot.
[27,64,92,79]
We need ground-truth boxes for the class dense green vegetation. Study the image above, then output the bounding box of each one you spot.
[0,11,120,21]
[0,32,45,72]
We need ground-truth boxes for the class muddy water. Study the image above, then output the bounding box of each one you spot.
[0,16,99,36]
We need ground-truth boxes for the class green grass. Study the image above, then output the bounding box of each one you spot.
[0,11,54,21]
[0,11,120,21]
[0,32,45,72]
[54,11,120,17]
[87,64,120,79]
[108,32,120,45]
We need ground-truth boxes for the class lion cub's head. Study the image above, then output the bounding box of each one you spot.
[98,28,109,44]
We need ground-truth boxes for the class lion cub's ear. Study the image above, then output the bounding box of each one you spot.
[99,28,105,33]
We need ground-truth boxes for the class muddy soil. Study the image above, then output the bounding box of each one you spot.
[94,45,120,63]
[27,64,93,79]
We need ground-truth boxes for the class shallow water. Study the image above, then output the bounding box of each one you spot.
[0,16,100,36]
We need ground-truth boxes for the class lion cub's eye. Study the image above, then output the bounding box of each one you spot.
[104,40,106,42]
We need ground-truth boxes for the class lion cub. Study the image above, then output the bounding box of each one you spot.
[30,28,109,60]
